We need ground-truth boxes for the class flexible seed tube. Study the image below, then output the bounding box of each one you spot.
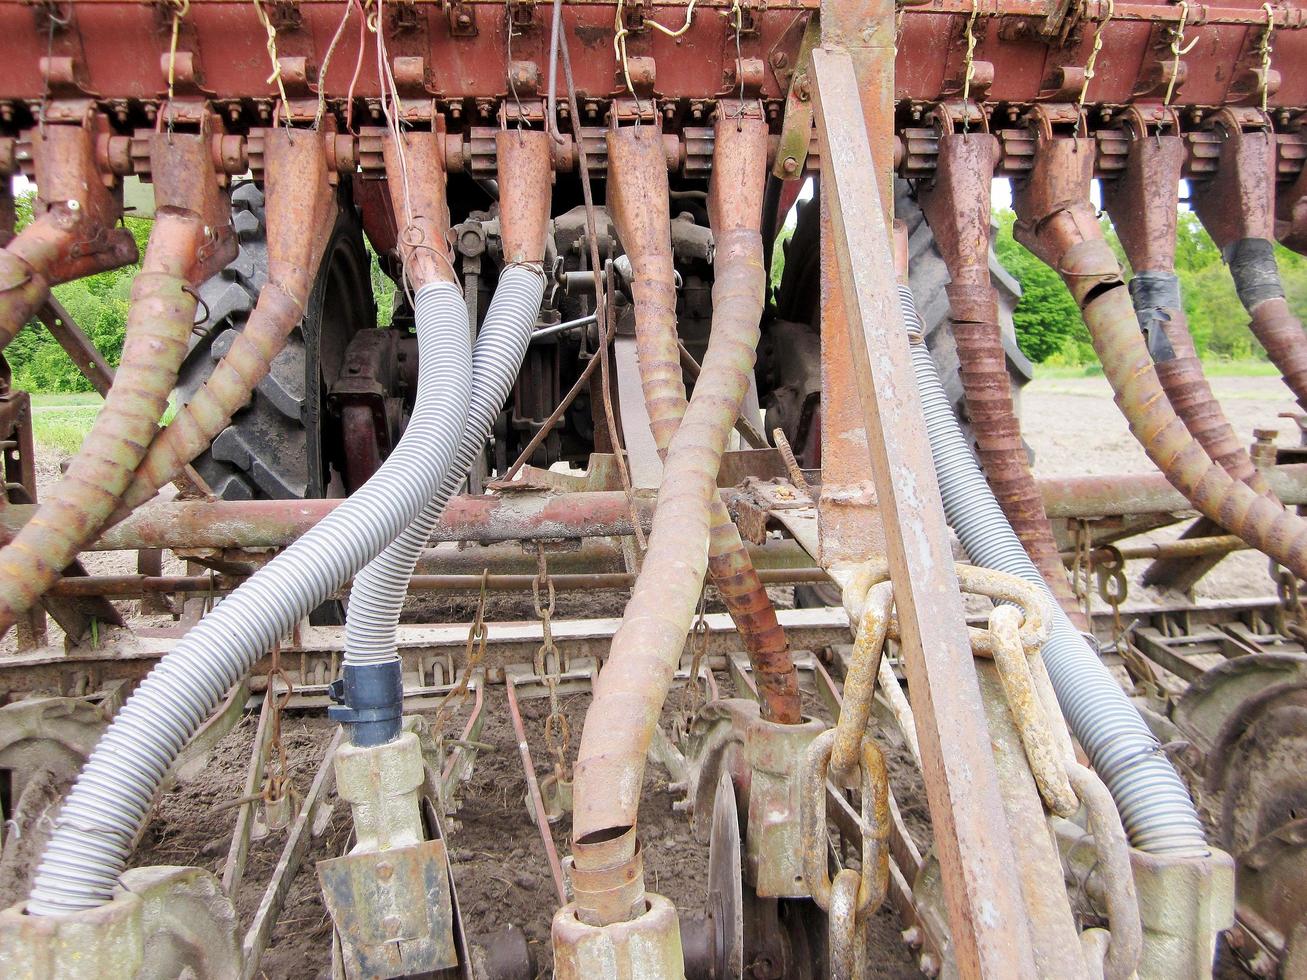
[0,208,210,633]
[26,280,472,914]
[0,211,75,349]
[1013,139,1307,582]
[605,120,800,725]
[121,129,340,512]
[902,283,1208,855]
[1228,241,1307,413]
[345,129,554,668]
[918,131,1085,626]
[571,117,772,902]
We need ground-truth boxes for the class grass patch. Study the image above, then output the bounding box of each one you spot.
[28,392,178,457]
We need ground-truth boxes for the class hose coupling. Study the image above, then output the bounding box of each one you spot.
[329,660,404,747]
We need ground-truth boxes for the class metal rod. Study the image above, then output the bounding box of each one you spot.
[531,313,597,342]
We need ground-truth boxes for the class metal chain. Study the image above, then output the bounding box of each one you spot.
[164,0,190,136]
[1259,3,1276,115]
[1095,544,1129,642]
[679,588,712,719]
[960,0,980,134]
[252,0,293,130]
[1077,0,1113,124]
[433,569,489,732]
[1163,0,1199,107]
[261,641,298,815]
[534,545,571,781]
[1070,518,1094,625]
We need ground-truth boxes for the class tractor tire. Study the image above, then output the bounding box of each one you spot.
[175,182,374,502]
[774,181,1031,608]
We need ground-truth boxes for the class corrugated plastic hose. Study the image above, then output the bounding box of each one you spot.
[902,283,1209,856]
[26,281,471,915]
[344,265,545,667]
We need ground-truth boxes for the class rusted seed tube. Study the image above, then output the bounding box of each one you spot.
[1192,114,1307,413]
[571,116,773,916]
[384,130,457,289]
[121,128,339,512]
[603,117,800,725]
[918,129,1085,628]
[1110,130,1272,496]
[1013,132,1307,582]
[0,125,138,350]
[0,131,234,632]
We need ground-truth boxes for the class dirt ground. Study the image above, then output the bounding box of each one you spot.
[21,373,1301,977]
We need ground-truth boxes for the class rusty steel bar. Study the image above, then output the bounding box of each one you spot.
[1039,463,1307,518]
[504,673,569,907]
[0,122,137,349]
[606,111,800,724]
[40,565,830,599]
[1012,114,1307,583]
[122,127,339,513]
[0,128,235,634]
[569,113,776,921]
[918,120,1085,628]
[1061,534,1247,565]
[812,42,1040,978]
[5,465,1307,555]
[1193,111,1307,413]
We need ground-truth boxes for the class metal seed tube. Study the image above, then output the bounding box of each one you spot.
[1013,133,1307,587]
[0,131,234,633]
[121,128,341,513]
[604,117,801,726]
[570,116,775,916]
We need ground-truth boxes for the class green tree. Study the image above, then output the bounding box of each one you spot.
[992,209,1092,363]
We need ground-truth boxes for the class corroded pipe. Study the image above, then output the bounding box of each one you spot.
[1102,116,1278,590]
[0,122,138,349]
[603,116,800,725]
[384,129,457,289]
[0,129,235,632]
[1012,124,1307,581]
[570,114,771,920]
[917,125,1085,628]
[121,128,339,512]
[1192,109,1307,412]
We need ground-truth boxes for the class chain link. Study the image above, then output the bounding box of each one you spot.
[1259,3,1276,115]
[960,0,980,134]
[434,569,489,732]
[1163,0,1199,107]
[1096,544,1129,643]
[261,641,300,819]
[534,545,571,781]
[679,588,712,720]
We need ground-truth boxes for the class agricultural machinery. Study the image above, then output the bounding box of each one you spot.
[0,0,1304,976]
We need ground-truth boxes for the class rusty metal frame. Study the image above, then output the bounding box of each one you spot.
[811,37,1039,977]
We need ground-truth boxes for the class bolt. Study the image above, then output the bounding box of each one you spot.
[782,156,798,175]
[66,199,79,212]
[671,799,692,813]
[377,861,394,880]
[901,926,922,949]
[919,952,941,978]
[770,51,789,70]
[383,914,402,938]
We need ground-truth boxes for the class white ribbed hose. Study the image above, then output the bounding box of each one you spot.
[27,281,472,915]
[902,283,1207,855]
[344,265,546,666]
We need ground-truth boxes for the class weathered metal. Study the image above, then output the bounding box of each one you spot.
[813,42,1039,978]
[0,119,137,349]
[1193,109,1307,414]
[0,124,235,635]
[1012,110,1307,583]
[124,126,340,513]
[552,891,685,980]
[918,117,1084,626]
[0,865,240,979]
[569,111,786,920]
[607,112,800,725]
